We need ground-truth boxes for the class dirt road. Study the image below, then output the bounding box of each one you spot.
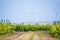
[0,32,59,40]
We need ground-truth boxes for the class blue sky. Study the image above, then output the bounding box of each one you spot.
[0,0,60,23]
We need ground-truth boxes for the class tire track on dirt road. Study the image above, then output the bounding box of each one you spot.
[19,33,33,40]
[33,35,40,40]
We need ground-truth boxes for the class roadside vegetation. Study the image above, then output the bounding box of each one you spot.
[0,21,60,39]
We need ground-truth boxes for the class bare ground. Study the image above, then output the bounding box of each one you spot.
[0,32,25,40]
[39,32,56,40]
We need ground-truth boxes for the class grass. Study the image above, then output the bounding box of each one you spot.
[30,33,35,40]
[37,32,42,37]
